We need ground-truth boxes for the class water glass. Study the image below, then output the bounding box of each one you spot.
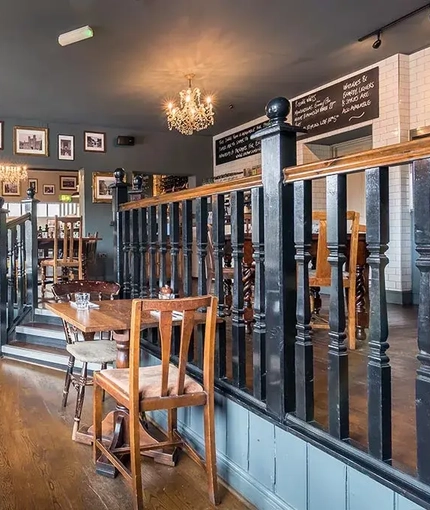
[75,292,90,310]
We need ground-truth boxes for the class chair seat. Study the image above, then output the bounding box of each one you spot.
[41,258,80,267]
[98,363,203,399]
[66,340,117,363]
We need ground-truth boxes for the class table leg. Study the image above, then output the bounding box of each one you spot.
[355,263,368,341]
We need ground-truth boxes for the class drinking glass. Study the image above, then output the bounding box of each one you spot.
[75,292,90,310]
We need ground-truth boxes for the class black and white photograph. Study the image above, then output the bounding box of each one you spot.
[43,184,55,195]
[28,178,38,193]
[60,175,77,191]
[92,172,115,203]
[14,126,48,156]
[2,181,20,196]
[58,134,74,160]
[84,131,106,153]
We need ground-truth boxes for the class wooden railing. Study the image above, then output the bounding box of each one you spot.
[112,97,430,508]
[0,189,38,346]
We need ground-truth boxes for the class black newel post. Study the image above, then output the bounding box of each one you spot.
[251,97,301,418]
[111,168,129,291]
[0,197,7,346]
[22,187,39,318]
[413,158,430,483]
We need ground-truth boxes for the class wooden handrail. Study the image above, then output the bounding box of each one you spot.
[120,175,262,211]
[6,213,31,229]
[283,137,430,182]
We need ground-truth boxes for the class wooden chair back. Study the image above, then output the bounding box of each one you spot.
[129,295,218,399]
[53,216,83,268]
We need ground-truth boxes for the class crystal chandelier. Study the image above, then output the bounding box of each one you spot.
[0,165,28,184]
[166,74,214,135]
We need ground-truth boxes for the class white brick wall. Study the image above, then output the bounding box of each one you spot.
[212,49,429,295]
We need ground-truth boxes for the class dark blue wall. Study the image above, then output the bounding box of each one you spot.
[0,117,212,278]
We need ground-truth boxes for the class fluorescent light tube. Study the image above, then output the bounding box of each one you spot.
[58,26,94,47]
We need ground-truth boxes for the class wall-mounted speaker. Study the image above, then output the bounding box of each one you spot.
[117,136,135,146]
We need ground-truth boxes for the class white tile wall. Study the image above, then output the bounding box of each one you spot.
[213,49,429,294]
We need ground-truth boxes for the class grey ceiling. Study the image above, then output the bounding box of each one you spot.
[1,0,429,134]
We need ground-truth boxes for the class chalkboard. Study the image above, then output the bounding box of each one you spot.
[215,121,269,166]
[292,67,379,139]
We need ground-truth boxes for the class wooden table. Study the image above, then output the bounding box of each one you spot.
[46,299,183,477]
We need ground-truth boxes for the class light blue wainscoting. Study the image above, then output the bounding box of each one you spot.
[142,352,424,510]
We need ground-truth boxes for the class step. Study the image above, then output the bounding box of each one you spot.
[15,322,66,349]
[34,306,63,325]
[1,342,107,373]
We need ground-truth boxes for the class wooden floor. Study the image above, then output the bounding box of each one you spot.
[228,302,419,475]
[0,358,253,510]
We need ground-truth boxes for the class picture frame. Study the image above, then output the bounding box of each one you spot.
[60,175,77,191]
[0,121,3,150]
[58,134,74,161]
[28,178,38,193]
[14,126,49,157]
[84,131,106,153]
[43,184,55,195]
[2,181,20,196]
[92,172,115,203]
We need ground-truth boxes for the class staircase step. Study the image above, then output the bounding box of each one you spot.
[34,307,63,325]
[15,322,66,349]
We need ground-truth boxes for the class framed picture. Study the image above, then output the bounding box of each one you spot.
[58,134,74,160]
[2,181,20,196]
[28,178,38,193]
[60,175,77,191]
[43,184,55,195]
[92,172,115,203]
[0,121,3,150]
[84,131,106,153]
[14,126,49,156]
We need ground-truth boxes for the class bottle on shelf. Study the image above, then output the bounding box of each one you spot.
[37,226,43,238]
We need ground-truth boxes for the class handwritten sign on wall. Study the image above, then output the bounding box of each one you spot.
[215,121,269,166]
[292,67,379,139]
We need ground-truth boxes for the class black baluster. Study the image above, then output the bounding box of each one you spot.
[22,188,38,318]
[122,210,131,299]
[294,180,313,422]
[158,204,168,288]
[112,168,129,293]
[16,223,25,314]
[138,208,148,298]
[326,174,349,440]
[0,199,7,345]
[170,202,180,296]
[196,197,208,296]
[182,200,193,297]
[130,209,140,298]
[7,227,17,330]
[231,190,246,389]
[251,97,299,417]
[413,158,430,483]
[252,186,266,401]
[213,193,226,380]
[148,206,158,298]
[366,166,391,462]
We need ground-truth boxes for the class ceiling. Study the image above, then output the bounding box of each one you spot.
[1,0,430,135]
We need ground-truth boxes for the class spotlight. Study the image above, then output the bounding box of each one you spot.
[372,31,382,49]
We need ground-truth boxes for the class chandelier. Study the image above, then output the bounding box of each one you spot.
[166,74,214,135]
[0,165,28,184]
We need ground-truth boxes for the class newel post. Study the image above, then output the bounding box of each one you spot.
[22,187,39,319]
[251,97,301,418]
[111,168,129,289]
[0,197,8,346]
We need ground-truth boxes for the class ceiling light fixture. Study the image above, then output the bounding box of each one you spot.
[166,74,214,135]
[58,25,94,47]
[372,31,382,50]
[358,3,430,48]
[0,165,28,184]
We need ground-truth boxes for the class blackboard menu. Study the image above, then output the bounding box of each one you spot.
[215,120,269,166]
[292,67,379,139]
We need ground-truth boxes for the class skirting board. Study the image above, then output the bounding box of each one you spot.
[149,410,294,510]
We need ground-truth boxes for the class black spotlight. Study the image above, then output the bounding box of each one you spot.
[372,31,382,49]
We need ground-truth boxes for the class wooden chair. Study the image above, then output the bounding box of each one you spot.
[309,211,360,350]
[40,216,83,298]
[52,280,121,440]
[93,295,220,510]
